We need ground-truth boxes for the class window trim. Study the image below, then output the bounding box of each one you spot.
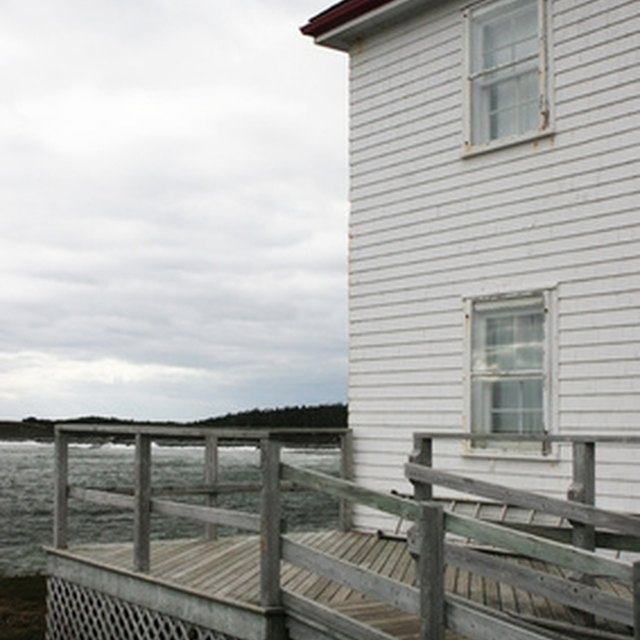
[462,0,554,156]
[463,289,557,459]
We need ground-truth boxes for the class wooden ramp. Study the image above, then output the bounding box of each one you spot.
[47,530,634,640]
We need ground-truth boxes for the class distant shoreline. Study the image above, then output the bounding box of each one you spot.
[0,421,53,441]
[0,405,348,444]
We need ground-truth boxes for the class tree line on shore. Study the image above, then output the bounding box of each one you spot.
[0,403,348,441]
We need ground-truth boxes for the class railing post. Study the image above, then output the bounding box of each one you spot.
[410,435,433,501]
[569,440,596,552]
[568,440,596,626]
[53,429,69,550]
[417,502,445,640]
[339,430,353,531]
[134,433,152,573]
[260,437,286,639]
[204,434,219,540]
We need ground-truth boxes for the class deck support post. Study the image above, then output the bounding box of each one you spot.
[134,433,152,573]
[53,429,69,550]
[411,435,433,501]
[417,502,445,640]
[204,434,219,540]
[634,561,640,640]
[339,430,353,531]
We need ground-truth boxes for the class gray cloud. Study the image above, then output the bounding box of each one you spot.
[0,0,348,420]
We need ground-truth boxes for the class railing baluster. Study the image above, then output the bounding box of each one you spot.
[53,429,69,550]
[204,434,219,540]
[134,433,152,573]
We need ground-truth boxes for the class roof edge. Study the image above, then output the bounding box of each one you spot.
[300,0,396,38]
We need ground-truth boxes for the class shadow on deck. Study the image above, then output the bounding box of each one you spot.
[45,426,640,640]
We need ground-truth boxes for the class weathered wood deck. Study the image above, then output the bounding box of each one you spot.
[48,530,634,640]
[47,426,640,640]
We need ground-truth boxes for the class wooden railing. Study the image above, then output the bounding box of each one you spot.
[53,426,640,640]
[274,434,640,640]
[52,424,352,588]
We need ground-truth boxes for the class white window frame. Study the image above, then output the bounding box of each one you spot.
[462,0,553,155]
[463,289,557,458]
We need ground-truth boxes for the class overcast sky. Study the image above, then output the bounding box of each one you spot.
[0,0,349,421]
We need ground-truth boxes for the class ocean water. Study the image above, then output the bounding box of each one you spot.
[0,441,340,576]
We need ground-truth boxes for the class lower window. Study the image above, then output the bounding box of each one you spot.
[466,292,552,445]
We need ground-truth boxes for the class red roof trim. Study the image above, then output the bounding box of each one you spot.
[301,0,396,37]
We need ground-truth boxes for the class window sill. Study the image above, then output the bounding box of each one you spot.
[462,128,555,159]
[461,440,560,462]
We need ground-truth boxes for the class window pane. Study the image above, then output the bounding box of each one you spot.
[471,296,546,436]
[516,345,543,369]
[513,5,538,59]
[516,310,543,342]
[471,380,491,434]
[492,380,520,409]
[522,378,543,409]
[522,410,543,432]
[469,0,542,145]
[483,20,513,69]
[487,316,514,346]
[493,410,520,433]
[488,378,544,433]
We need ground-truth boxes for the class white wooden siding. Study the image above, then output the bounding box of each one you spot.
[346,0,640,530]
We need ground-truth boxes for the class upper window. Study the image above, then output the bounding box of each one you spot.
[466,292,554,444]
[464,0,551,149]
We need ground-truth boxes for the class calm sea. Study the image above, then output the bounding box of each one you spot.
[0,441,339,576]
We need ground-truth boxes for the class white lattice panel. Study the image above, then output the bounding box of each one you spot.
[46,577,238,640]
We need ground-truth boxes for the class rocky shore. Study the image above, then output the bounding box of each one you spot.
[0,576,46,640]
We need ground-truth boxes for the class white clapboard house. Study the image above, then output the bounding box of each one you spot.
[302,0,640,531]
